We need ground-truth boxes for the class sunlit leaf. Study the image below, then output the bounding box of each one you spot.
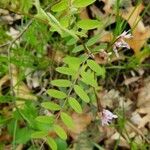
[35,116,54,124]
[87,59,106,77]
[56,67,76,76]
[86,34,100,46]
[60,112,74,128]
[54,125,67,140]
[66,38,78,46]
[31,131,47,139]
[72,45,84,53]
[77,19,100,30]
[63,56,83,71]
[47,89,67,99]
[51,0,68,12]
[74,85,90,103]
[73,0,96,8]
[81,70,98,87]
[41,102,61,110]
[47,137,57,150]
[68,97,82,113]
[51,79,72,87]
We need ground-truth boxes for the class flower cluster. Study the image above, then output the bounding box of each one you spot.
[101,109,118,126]
[113,30,133,57]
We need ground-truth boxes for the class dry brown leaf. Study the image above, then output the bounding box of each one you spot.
[123,76,140,85]
[11,65,37,102]
[69,112,93,139]
[137,77,150,107]
[121,4,150,54]
[102,0,116,14]
[80,8,89,19]
[132,77,150,128]
[0,74,9,95]
[0,65,37,107]
[110,132,130,148]
[99,4,150,55]
[130,111,142,126]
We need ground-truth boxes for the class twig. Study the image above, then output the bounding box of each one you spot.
[7,20,33,96]
[55,55,90,121]
[127,121,150,144]
[0,42,10,48]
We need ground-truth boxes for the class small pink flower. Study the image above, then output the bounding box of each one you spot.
[118,30,132,39]
[113,45,119,58]
[115,39,130,49]
[113,30,132,57]
[101,109,118,126]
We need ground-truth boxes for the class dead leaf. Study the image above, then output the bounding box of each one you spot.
[69,112,93,139]
[80,8,89,19]
[121,4,150,54]
[123,76,140,85]
[137,77,150,107]
[11,65,37,102]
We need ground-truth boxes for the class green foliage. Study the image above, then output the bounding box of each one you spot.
[81,70,98,87]
[72,45,84,53]
[1,0,148,149]
[87,59,106,78]
[35,116,54,124]
[73,0,96,8]
[47,89,67,99]
[60,112,74,128]
[51,0,68,12]
[53,125,67,140]
[86,34,101,46]
[31,131,48,139]
[51,79,72,87]
[74,85,90,103]
[68,97,82,114]
[20,0,33,13]
[47,137,57,150]
[42,102,61,111]
[55,138,68,150]
[77,19,101,30]
[15,127,32,144]
[56,67,76,76]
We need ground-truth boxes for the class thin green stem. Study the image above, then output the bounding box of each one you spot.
[12,119,17,150]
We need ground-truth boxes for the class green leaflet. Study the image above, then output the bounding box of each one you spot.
[68,97,82,114]
[86,34,100,46]
[51,79,72,87]
[60,112,74,128]
[87,59,106,77]
[63,56,84,71]
[31,131,47,139]
[73,0,96,8]
[66,38,78,46]
[54,125,67,140]
[47,89,67,99]
[77,19,100,30]
[72,45,84,53]
[35,0,78,39]
[74,85,90,103]
[41,102,61,111]
[47,137,57,150]
[20,0,33,13]
[51,0,68,12]
[35,116,54,124]
[56,67,76,76]
[81,70,98,87]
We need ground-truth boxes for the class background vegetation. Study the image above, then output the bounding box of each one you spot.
[0,0,150,149]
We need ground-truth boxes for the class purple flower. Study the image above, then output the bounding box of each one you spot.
[118,30,133,39]
[113,30,132,57]
[101,109,118,126]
